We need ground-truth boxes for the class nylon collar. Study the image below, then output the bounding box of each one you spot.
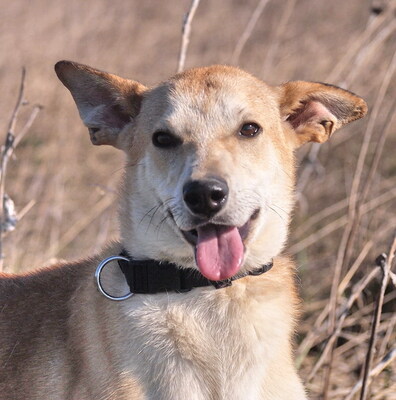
[117,249,273,294]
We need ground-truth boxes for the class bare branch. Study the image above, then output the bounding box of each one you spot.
[14,104,43,148]
[262,0,297,75]
[0,68,26,269]
[289,184,396,255]
[231,0,269,65]
[327,5,395,83]
[177,0,201,73]
[322,47,396,398]
[0,69,42,270]
[345,348,396,400]
[296,7,396,204]
[359,235,396,400]
[307,266,381,382]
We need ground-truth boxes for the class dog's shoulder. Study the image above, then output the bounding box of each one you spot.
[0,259,88,301]
[0,242,122,302]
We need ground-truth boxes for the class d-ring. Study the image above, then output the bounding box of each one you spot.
[95,256,134,301]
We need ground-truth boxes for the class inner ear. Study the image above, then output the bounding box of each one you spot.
[55,60,147,150]
[278,81,368,146]
[285,99,337,143]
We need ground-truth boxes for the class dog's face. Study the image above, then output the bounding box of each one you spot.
[55,62,367,280]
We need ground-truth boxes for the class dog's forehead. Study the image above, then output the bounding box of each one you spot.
[170,66,274,113]
[142,66,277,137]
[170,65,259,94]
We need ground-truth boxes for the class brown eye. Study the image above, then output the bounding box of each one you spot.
[152,131,182,148]
[239,123,261,138]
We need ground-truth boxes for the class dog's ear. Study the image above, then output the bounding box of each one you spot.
[278,81,367,146]
[55,61,147,149]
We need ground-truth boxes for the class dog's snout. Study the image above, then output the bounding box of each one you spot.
[183,178,229,218]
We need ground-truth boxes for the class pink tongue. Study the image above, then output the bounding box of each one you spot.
[195,225,244,281]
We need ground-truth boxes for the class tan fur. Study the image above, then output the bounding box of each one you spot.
[0,62,367,399]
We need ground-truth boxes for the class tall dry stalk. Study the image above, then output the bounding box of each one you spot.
[359,236,396,400]
[231,0,270,65]
[0,68,41,271]
[322,48,396,398]
[177,0,201,73]
[296,3,396,201]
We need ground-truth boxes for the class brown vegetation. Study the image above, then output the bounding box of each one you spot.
[0,0,395,398]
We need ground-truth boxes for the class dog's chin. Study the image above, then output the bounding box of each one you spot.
[169,208,260,281]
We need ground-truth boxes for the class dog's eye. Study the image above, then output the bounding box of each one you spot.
[239,123,261,138]
[152,131,182,148]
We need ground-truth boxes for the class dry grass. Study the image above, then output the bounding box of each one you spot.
[0,0,395,398]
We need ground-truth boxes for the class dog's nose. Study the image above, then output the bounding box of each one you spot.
[183,178,229,218]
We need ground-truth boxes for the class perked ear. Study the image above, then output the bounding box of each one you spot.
[55,61,147,149]
[278,81,368,146]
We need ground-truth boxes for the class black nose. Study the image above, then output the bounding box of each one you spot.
[183,178,229,218]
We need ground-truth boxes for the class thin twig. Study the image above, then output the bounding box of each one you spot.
[341,48,396,270]
[360,101,396,206]
[289,184,396,255]
[307,266,381,382]
[262,0,296,76]
[231,0,270,65]
[0,68,26,270]
[16,200,36,221]
[338,241,373,295]
[293,197,348,238]
[295,5,395,196]
[327,5,394,83]
[177,0,201,73]
[378,314,396,362]
[298,285,396,374]
[359,235,396,400]
[345,349,396,400]
[294,172,395,241]
[344,47,396,215]
[296,143,323,194]
[47,193,115,258]
[14,104,43,148]
[343,18,396,86]
[0,69,42,271]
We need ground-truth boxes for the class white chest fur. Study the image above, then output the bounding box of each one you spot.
[109,278,303,400]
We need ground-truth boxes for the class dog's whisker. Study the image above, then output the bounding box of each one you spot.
[271,203,289,216]
[124,162,145,170]
[139,204,161,226]
[268,205,286,222]
[155,214,171,238]
[138,197,177,233]
[109,162,145,176]
[146,205,164,233]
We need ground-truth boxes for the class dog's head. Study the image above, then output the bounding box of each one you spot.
[55,62,367,280]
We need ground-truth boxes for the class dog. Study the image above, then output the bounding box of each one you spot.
[0,61,367,399]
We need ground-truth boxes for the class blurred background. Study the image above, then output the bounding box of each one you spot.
[0,0,395,398]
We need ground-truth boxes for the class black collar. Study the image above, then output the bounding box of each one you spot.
[118,250,273,294]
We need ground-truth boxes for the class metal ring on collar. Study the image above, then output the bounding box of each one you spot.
[95,256,134,301]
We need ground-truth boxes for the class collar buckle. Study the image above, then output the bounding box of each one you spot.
[95,256,134,301]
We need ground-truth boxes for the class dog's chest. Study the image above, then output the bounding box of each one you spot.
[115,281,291,400]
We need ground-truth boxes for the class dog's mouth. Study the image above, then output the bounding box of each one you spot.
[179,209,260,281]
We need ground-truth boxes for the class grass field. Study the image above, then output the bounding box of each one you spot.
[1,0,395,398]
